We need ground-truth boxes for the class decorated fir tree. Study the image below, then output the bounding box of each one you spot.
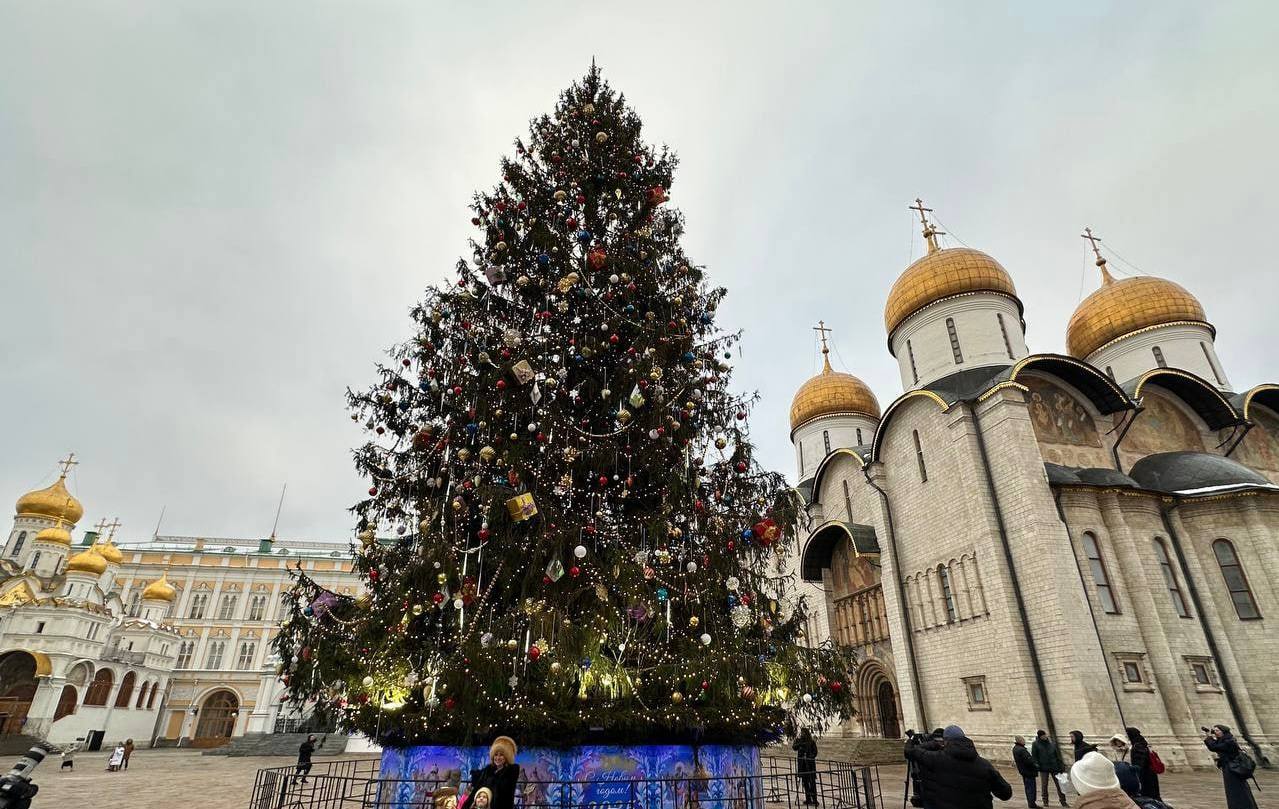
[274,67,855,749]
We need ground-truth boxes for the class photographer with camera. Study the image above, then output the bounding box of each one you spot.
[0,742,54,809]
[1202,725,1258,809]
[905,725,1012,809]
[905,728,944,807]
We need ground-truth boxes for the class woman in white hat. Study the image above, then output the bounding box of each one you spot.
[1069,751,1138,809]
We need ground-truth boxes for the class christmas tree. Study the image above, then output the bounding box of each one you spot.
[274,66,855,749]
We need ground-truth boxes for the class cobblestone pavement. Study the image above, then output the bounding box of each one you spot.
[28,749,1276,809]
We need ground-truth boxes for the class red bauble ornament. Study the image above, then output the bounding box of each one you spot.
[598,475,609,487]
[701,680,709,690]
[727,540,735,551]
[528,646,541,661]
[369,569,380,581]
[736,462,747,473]
[830,681,843,693]
[536,432,547,443]
[478,528,492,541]
[543,575,551,585]
[736,411,747,420]
[368,487,379,496]
[471,217,481,226]
[570,565,581,577]
[648,186,667,205]
[496,380,507,391]
[588,248,608,270]
[432,592,444,604]
[565,216,578,229]
[375,426,385,435]
[452,385,463,395]
[608,333,619,345]
[444,697,456,710]
[401,358,412,367]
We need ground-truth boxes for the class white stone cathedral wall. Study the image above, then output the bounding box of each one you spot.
[1088,323,1228,389]
[890,294,1027,390]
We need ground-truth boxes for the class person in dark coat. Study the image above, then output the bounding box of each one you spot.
[792,728,819,806]
[907,729,946,808]
[1069,731,1098,763]
[904,725,1012,809]
[295,734,319,784]
[463,736,521,809]
[1013,736,1040,808]
[1204,725,1258,809]
[1030,730,1068,807]
[1123,728,1159,802]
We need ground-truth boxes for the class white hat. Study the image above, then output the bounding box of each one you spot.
[1071,751,1120,795]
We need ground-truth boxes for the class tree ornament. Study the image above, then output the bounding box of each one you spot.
[573,545,587,559]
[671,690,684,704]
[595,131,608,143]
[700,633,712,646]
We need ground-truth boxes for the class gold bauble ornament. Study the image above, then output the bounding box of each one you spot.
[689,616,700,628]
[595,131,608,143]
[506,638,518,650]
[553,190,567,201]
[437,573,448,584]
[550,661,562,673]
[456,448,472,462]
[479,446,497,463]
[582,103,595,114]
[671,691,684,704]
[412,604,424,616]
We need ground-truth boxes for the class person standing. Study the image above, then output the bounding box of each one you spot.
[462,736,521,809]
[793,728,818,806]
[1013,737,1040,808]
[1123,728,1159,802]
[1067,752,1139,809]
[1069,732,1098,763]
[904,725,1012,809]
[122,738,135,771]
[1204,725,1258,809]
[59,740,79,772]
[1031,730,1068,808]
[295,734,319,784]
[106,743,125,772]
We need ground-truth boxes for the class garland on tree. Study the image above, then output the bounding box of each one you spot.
[273,66,857,749]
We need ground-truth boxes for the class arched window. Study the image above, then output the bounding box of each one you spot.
[84,669,114,706]
[946,318,964,364]
[188,593,208,619]
[175,641,194,669]
[912,430,928,482]
[10,532,26,558]
[29,552,41,572]
[1212,539,1261,620]
[218,594,238,620]
[147,683,159,709]
[1152,346,1167,368]
[1082,532,1120,614]
[1152,538,1190,618]
[114,671,136,707]
[54,685,78,721]
[205,641,226,670]
[855,427,864,446]
[937,564,958,623]
[907,339,919,385]
[842,480,853,520]
[127,592,140,617]
[248,595,267,622]
[997,313,1015,360]
[823,430,831,455]
[798,441,804,472]
[236,642,257,670]
[136,681,149,708]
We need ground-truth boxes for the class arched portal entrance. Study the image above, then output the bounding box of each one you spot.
[0,652,42,734]
[194,690,239,747]
[877,681,901,739]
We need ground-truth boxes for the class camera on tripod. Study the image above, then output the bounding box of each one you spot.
[0,742,54,809]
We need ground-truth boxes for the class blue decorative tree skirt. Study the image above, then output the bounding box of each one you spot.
[378,744,762,809]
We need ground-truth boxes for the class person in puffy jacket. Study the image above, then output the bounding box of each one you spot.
[1069,752,1139,809]
[1124,728,1160,802]
[1031,730,1068,807]
[904,725,1012,809]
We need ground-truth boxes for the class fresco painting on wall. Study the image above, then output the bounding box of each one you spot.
[1125,392,1205,457]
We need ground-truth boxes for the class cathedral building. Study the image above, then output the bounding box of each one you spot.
[0,459,356,748]
[791,208,1278,768]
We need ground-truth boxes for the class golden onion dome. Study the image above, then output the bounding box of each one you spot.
[95,540,124,565]
[33,524,73,546]
[884,247,1020,340]
[65,546,107,576]
[790,354,881,433]
[141,573,177,602]
[1067,268,1209,359]
[15,474,83,525]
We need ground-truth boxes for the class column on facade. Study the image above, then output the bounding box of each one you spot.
[1240,502,1279,606]
[26,676,66,737]
[1096,495,1201,752]
[1167,508,1267,742]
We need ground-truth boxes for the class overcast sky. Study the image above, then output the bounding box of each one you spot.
[3,3,1277,543]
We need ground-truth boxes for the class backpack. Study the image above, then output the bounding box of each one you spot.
[1227,751,1256,780]
[1148,749,1166,774]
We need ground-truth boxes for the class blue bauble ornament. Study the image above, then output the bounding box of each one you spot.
[657,587,669,602]
[303,606,314,616]
[466,422,479,435]
[682,351,695,362]
[728,594,738,606]
[580,657,593,670]
[537,253,550,266]
[418,381,431,392]
[398,400,411,411]
[577,229,593,243]
[740,528,753,540]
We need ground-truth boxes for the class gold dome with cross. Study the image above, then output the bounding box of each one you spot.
[790,322,881,432]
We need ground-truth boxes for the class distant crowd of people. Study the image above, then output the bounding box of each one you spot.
[901,723,1258,809]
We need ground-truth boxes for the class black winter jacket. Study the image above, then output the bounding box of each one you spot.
[905,737,1013,809]
[1012,745,1037,779]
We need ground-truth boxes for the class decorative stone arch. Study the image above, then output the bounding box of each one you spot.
[63,659,94,687]
[1008,354,1133,414]
[0,651,47,734]
[83,667,115,706]
[800,521,880,583]
[1128,368,1241,431]
[869,389,951,463]
[53,684,78,722]
[193,688,241,747]
[809,447,868,510]
[114,670,137,708]
[855,659,902,739]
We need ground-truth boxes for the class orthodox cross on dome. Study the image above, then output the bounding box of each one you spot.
[102,517,122,541]
[1081,227,1115,285]
[57,452,78,478]
[910,198,945,254]
[813,320,834,372]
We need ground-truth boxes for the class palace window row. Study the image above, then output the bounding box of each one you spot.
[906,553,989,631]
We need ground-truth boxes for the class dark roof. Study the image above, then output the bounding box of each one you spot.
[1233,384,1279,421]
[1045,463,1082,485]
[795,478,814,505]
[1128,451,1273,493]
[800,521,880,582]
[1126,370,1240,431]
[926,365,1013,404]
[1007,354,1133,415]
[1075,467,1139,487]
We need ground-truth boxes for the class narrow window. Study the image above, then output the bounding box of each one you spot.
[188,593,206,619]
[823,430,831,455]
[176,642,193,669]
[938,564,958,623]
[1153,538,1190,618]
[35,622,45,634]
[30,552,40,572]
[842,480,853,520]
[913,430,928,482]
[248,596,266,622]
[907,339,919,385]
[1122,662,1143,683]
[996,313,1015,359]
[1105,366,1115,381]
[946,318,964,364]
[1082,532,1120,614]
[10,531,26,558]
[1152,346,1167,368]
[1212,539,1261,619]
[1200,343,1226,385]
[855,427,864,446]
[798,441,804,472]
[1191,662,1211,685]
[218,594,238,620]
[206,641,225,669]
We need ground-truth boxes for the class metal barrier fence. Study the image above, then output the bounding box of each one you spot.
[250,756,882,809]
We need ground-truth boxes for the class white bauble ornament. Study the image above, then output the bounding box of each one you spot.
[361,675,374,687]
[574,545,587,559]
[686,561,698,573]
[803,693,814,704]
[700,633,712,646]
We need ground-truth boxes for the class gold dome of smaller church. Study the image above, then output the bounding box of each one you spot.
[66,546,107,576]
[33,523,73,546]
[790,325,881,432]
[95,540,124,565]
[15,470,83,525]
[142,573,177,602]
[1067,229,1210,358]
